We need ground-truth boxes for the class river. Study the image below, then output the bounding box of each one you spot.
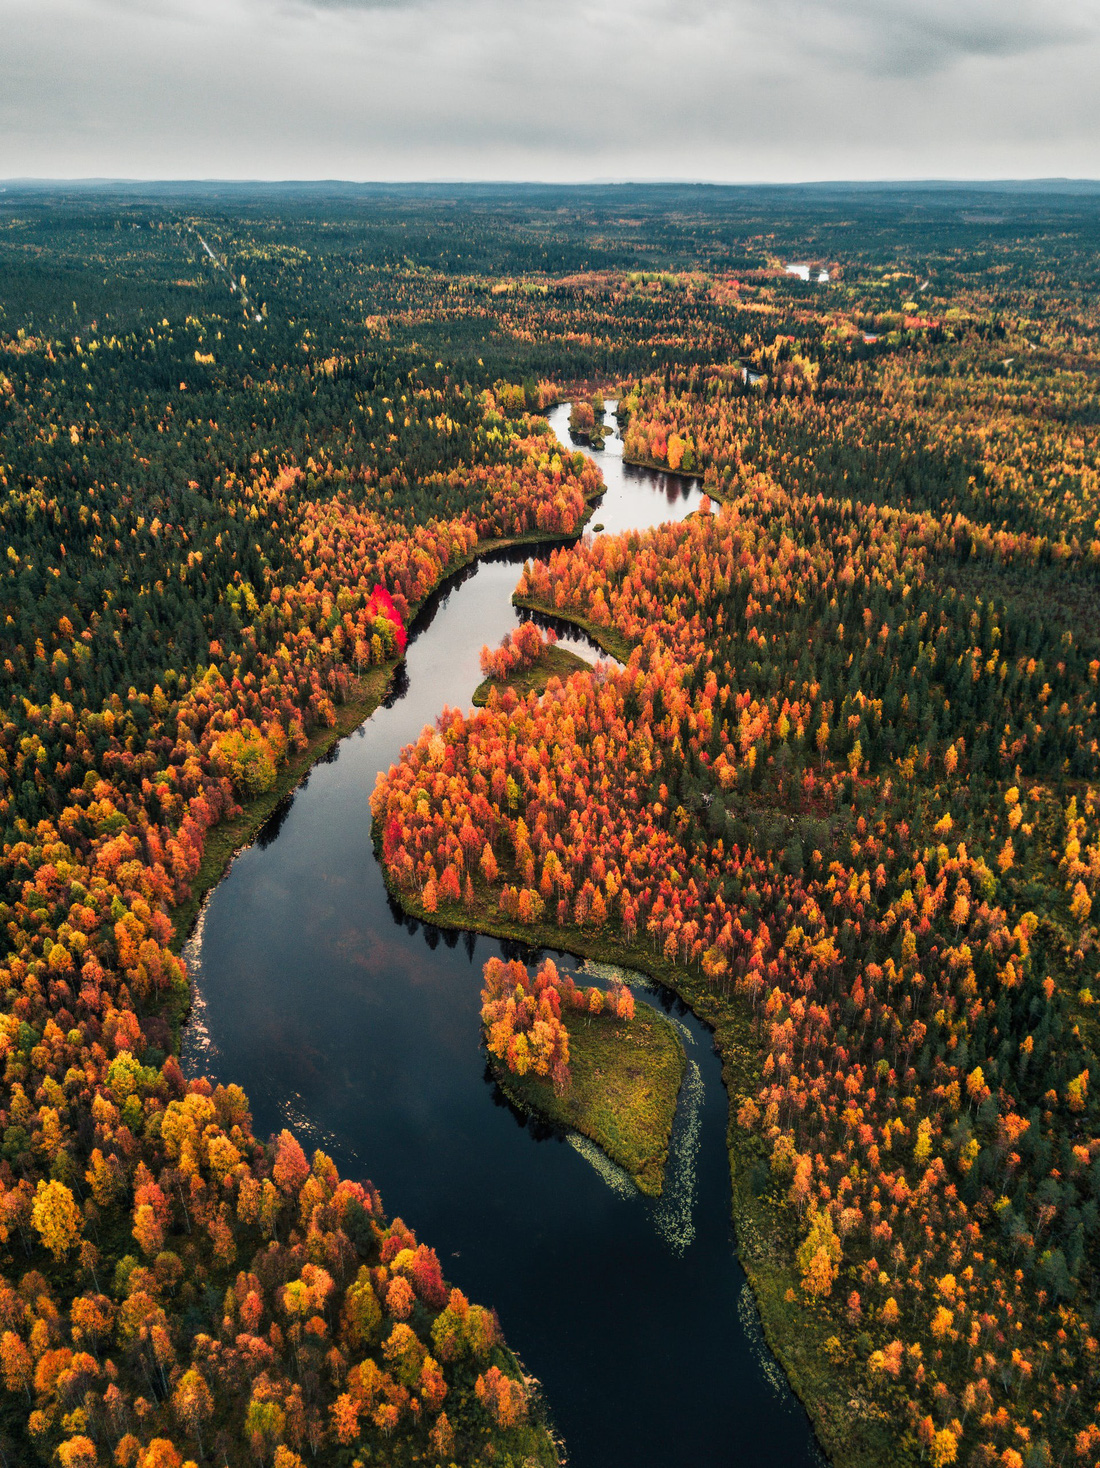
[181,402,826,1468]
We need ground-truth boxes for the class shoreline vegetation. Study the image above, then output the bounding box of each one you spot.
[168,660,396,953]
[616,396,706,479]
[620,450,707,480]
[490,1000,687,1198]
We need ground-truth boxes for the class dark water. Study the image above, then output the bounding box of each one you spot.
[182,405,825,1468]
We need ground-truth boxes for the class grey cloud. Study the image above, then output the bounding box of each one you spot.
[287,0,427,9]
[822,0,1094,77]
[716,0,1097,82]
[1,0,1098,181]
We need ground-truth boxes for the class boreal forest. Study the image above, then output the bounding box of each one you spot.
[1,181,1099,1468]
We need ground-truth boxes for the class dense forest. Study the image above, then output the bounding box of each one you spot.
[1,182,1099,1467]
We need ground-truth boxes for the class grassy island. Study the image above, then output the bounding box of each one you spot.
[473,642,593,706]
[492,1002,686,1196]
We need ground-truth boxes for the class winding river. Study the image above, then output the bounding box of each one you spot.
[181,404,825,1468]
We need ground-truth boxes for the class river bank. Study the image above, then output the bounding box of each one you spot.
[621,450,707,480]
[472,642,593,707]
[512,594,633,663]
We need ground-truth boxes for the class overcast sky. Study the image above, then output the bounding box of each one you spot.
[2,0,1099,182]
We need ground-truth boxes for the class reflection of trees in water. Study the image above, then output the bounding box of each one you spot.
[387,892,421,935]
[621,459,696,507]
[384,895,460,950]
[382,660,410,709]
[383,887,589,992]
[256,791,297,849]
[480,536,584,570]
[405,557,481,640]
[520,604,609,660]
[485,1063,569,1146]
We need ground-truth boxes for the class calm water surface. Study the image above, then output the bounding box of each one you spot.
[182,405,826,1468]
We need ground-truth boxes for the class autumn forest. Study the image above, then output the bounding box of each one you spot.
[0,182,1098,1468]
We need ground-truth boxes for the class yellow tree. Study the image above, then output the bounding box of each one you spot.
[57,1439,98,1468]
[929,1427,958,1466]
[797,1208,841,1299]
[173,1367,213,1454]
[31,1179,81,1260]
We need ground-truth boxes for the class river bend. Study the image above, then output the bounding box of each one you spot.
[181,403,825,1468]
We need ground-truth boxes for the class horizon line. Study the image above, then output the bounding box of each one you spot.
[3,174,1100,190]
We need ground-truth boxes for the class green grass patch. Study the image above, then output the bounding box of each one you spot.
[472,644,593,706]
[493,1003,685,1196]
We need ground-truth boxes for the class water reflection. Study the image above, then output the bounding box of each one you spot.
[256,792,296,849]
[622,457,701,507]
[382,659,410,709]
[486,1065,571,1146]
[520,603,616,663]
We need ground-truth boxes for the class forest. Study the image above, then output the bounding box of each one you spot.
[1,182,1099,1467]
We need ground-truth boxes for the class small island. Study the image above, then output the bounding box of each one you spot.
[568,392,611,448]
[481,956,686,1195]
[473,620,592,705]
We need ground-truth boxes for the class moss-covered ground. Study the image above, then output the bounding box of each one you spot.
[492,1002,686,1196]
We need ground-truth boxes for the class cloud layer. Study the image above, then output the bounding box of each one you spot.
[2,0,1098,180]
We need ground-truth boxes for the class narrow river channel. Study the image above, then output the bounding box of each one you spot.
[181,404,826,1468]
